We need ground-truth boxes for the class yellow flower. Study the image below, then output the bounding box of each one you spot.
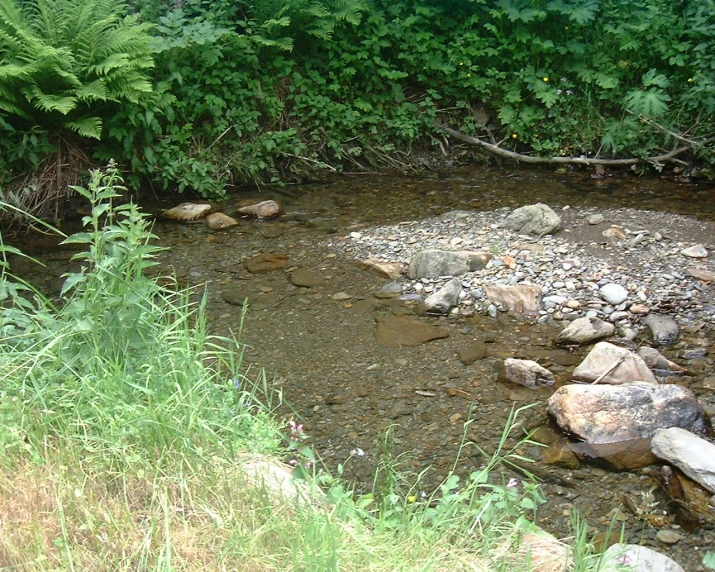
[459,62,464,66]
[688,78,694,82]
[543,77,549,82]
[512,133,518,139]
[467,73,471,78]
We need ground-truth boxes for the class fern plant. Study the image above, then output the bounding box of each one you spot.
[0,0,155,139]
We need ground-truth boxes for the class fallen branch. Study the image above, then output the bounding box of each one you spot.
[437,124,693,167]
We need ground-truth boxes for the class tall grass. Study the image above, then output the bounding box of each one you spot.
[0,164,604,570]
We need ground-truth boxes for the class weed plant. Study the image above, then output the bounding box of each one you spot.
[0,164,605,570]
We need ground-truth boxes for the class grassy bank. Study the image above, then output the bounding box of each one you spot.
[0,165,605,570]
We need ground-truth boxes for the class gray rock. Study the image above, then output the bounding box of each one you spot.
[636,347,686,373]
[572,342,657,385]
[424,277,462,314]
[407,249,491,279]
[482,283,542,315]
[556,316,615,346]
[502,203,561,235]
[687,267,715,281]
[548,382,708,444]
[643,314,680,345]
[601,544,685,572]
[501,358,555,388]
[599,283,628,305]
[680,244,708,258]
[651,427,715,494]
[587,213,605,225]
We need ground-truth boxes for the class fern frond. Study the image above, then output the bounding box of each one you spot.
[65,116,102,138]
[20,85,76,114]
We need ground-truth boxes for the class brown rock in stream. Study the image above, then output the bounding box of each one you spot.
[374,314,449,347]
[245,253,289,273]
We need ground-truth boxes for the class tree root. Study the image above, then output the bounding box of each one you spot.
[436,123,694,168]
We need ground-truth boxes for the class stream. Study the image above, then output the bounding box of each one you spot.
[9,165,715,569]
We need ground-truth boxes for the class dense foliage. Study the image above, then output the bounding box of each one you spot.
[1,0,714,204]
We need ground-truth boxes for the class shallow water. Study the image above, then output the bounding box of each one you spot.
[9,165,715,569]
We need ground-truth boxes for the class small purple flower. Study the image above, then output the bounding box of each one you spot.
[231,378,241,390]
[507,478,519,488]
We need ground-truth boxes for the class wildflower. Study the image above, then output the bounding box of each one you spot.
[507,478,519,488]
[511,133,518,139]
[543,77,549,82]
[566,90,573,96]
[616,553,633,566]
[688,78,694,82]
[351,448,366,457]
[231,378,241,390]
[556,89,563,95]
[459,61,464,66]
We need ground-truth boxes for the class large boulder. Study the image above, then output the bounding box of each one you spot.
[572,342,656,385]
[555,316,615,346]
[651,428,715,494]
[548,382,708,444]
[483,284,542,315]
[408,249,491,279]
[502,203,561,236]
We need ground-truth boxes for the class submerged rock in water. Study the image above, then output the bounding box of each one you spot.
[236,200,282,220]
[572,342,656,385]
[642,314,680,346]
[245,252,289,273]
[162,202,212,221]
[548,382,708,444]
[205,212,239,229]
[374,314,449,347]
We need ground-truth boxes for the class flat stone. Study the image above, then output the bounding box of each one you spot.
[588,213,605,225]
[245,253,289,273]
[680,244,708,258]
[290,268,323,287]
[556,316,615,345]
[457,341,487,365]
[423,277,462,314]
[374,314,449,347]
[483,283,542,315]
[687,267,715,281]
[651,428,715,494]
[162,202,212,221]
[362,259,406,280]
[602,544,685,572]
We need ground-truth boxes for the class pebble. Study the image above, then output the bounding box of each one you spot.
[655,529,683,544]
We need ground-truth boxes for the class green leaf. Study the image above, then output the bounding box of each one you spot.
[624,89,671,117]
[703,552,715,569]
